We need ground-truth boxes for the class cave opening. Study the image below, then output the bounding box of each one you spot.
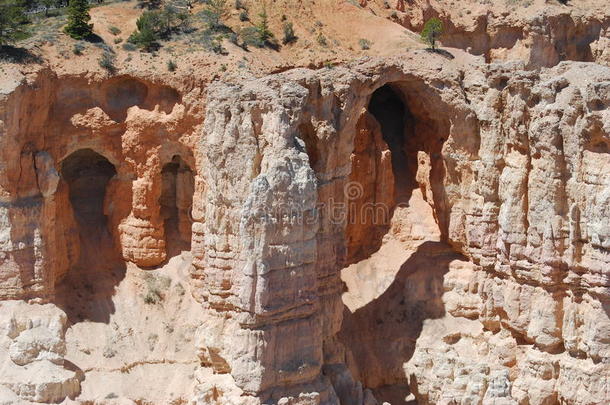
[160,155,194,258]
[367,84,415,201]
[337,82,452,404]
[61,149,117,251]
[56,148,124,323]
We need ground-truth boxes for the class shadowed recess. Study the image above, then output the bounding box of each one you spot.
[55,149,125,324]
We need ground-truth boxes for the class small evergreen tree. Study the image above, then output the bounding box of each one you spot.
[64,0,93,40]
[255,5,273,44]
[420,17,443,50]
[203,0,229,31]
[129,10,162,50]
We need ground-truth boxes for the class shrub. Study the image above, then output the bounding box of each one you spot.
[167,59,177,71]
[109,26,121,36]
[228,32,239,45]
[142,273,170,304]
[282,22,296,45]
[98,51,115,72]
[72,41,85,55]
[317,33,327,46]
[240,26,263,48]
[235,0,246,10]
[420,17,443,50]
[64,0,93,40]
[113,37,122,44]
[129,6,190,51]
[202,0,229,30]
[137,0,162,9]
[239,10,249,21]
[210,36,226,54]
[359,38,371,50]
[122,42,137,51]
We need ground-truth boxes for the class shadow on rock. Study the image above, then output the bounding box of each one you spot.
[338,241,465,404]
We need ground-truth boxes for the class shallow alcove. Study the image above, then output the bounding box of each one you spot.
[159,155,194,258]
[54,149,125,323]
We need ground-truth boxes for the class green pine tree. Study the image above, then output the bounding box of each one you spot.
[255,5,273,44]
[420,17,443,50]
[64,0,93,40]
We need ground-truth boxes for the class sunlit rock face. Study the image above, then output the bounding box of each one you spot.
[0,52,608,404]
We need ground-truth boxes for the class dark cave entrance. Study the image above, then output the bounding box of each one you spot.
[160,155,194,258]
[56,148,124,323]
[337,82,453,404]
[61,149,117,250]
[367,84,414,198]
[345,84,420,264]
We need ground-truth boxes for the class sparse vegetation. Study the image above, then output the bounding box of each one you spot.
[317,32,327,46]
[98,51,115,72]
[72,41,85,55]
[142,273,171,305]
[420,17,443,50]
[108,25,121,36]
[137,0,162,9]
[201,0,229,31]
[129,6,189,51]
[64,0,93,40]
[359,38,371,50]
[239,10,249,21]
[282,22,297,45]
[167,58,177,71]
[0,1,29,46]
[147,333,158,351]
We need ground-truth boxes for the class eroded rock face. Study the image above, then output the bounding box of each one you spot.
[191,58,609,404]
[0,52,608,404]
[385,0,610,68]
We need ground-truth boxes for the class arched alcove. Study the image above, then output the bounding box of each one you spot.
[338,81,456,404]
[55,148,125,323]
[61,149,117,242]
[159,155,194,258]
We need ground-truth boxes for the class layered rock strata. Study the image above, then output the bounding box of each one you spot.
[0,51,608,404]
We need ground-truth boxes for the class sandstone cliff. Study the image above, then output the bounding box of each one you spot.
[0,0,608,404]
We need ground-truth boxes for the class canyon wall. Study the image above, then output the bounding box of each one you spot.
[0,51,608,404]
[192,56,609,404]
[385,0,610,68]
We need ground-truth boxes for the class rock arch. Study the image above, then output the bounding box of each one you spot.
[337,79,459,402]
